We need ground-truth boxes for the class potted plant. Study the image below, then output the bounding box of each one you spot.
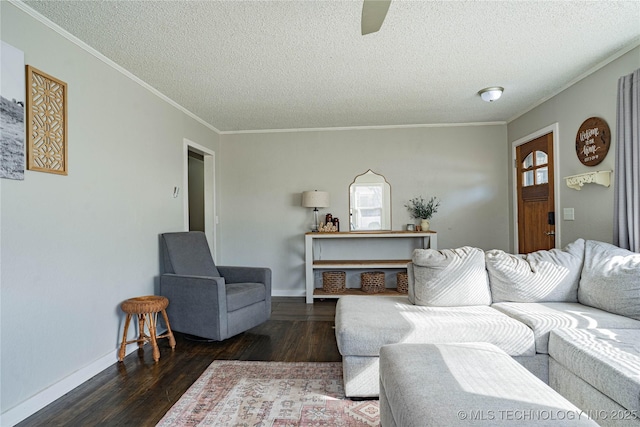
[405,196,440,231]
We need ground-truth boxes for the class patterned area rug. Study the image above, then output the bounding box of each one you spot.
[156,361,379,426]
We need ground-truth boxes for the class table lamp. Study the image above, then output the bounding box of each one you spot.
[302,190,330,232]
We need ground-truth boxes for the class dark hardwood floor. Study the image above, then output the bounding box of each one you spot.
[17,297,339,427]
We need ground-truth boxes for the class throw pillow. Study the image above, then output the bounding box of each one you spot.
[578,240,640,320]
[409,246,491,306]
[486,239,585,303]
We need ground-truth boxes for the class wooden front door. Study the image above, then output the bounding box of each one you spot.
[516,133,555,253]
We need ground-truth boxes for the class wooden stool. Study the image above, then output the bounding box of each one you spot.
[118,295,176,362]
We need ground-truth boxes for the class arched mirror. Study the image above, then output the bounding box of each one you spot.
[349,170,391,231]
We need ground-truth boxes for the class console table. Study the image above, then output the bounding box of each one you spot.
[304,231,438,303]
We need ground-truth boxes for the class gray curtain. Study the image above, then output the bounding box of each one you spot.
[614,68,640,252]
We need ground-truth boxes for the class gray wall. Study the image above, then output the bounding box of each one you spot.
[219,125,510,295]
[0,2,219,415]
[508,47,640,250]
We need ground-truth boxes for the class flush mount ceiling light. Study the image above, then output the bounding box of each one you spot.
[478,86,504,102]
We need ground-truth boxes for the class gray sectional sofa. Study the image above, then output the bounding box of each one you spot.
[335,239,640,425]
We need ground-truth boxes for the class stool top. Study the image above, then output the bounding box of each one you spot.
[121,295,168,314]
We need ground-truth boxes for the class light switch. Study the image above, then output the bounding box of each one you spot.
[563,208,575,221]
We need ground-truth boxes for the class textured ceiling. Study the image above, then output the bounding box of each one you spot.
[22,0,640,133]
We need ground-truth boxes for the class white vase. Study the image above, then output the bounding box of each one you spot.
[420,219,430,231]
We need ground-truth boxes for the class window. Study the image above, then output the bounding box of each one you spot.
[536,151,548,165]
[522,150,549,187]
[537,167,548,184]
[523,153,533,169]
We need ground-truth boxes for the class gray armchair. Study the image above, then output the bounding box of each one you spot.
[159,231,271,341]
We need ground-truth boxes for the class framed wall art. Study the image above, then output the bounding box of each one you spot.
[26,65,68,175]
[575,117,610,166]
[0,41,26,180]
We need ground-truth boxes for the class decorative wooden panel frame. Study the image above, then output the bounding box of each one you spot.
[26,65,68,175]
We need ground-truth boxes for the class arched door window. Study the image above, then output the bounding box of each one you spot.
[522,150,548,187]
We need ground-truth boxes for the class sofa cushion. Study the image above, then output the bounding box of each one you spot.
[335,295,534,357]
[226,282,266,312]
[380,342,598,427]
[578,240,640,320]
[492,302,640,354]
[486,239,585,303]
[549,328,640,413]
[409,246,491,306]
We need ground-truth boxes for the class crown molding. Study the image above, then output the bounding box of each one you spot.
[220,121,507,135]
[8,0,222,135]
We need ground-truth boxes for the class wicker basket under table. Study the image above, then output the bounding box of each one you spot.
[397,271,408,294]
[322,271,346,293]
[361,271,386,294]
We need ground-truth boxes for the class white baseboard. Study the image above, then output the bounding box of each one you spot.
[1,341,140,427]
[272,290,306,297]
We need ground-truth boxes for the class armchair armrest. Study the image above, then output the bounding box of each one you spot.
[159,273,228,340]
[217,266,271,285]
[162,273,226,285]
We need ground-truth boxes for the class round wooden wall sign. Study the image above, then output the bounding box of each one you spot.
[575,117,610,166]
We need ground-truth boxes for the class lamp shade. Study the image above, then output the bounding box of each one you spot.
[302,190,329,208]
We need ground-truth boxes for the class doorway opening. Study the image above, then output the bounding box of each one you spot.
[183,139,216,260]
[512,124,560,253]
[188,150,205,232]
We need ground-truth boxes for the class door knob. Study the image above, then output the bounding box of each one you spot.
[545,231,555,236]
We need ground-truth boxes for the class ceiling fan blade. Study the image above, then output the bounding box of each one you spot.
[361,0,391,35]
